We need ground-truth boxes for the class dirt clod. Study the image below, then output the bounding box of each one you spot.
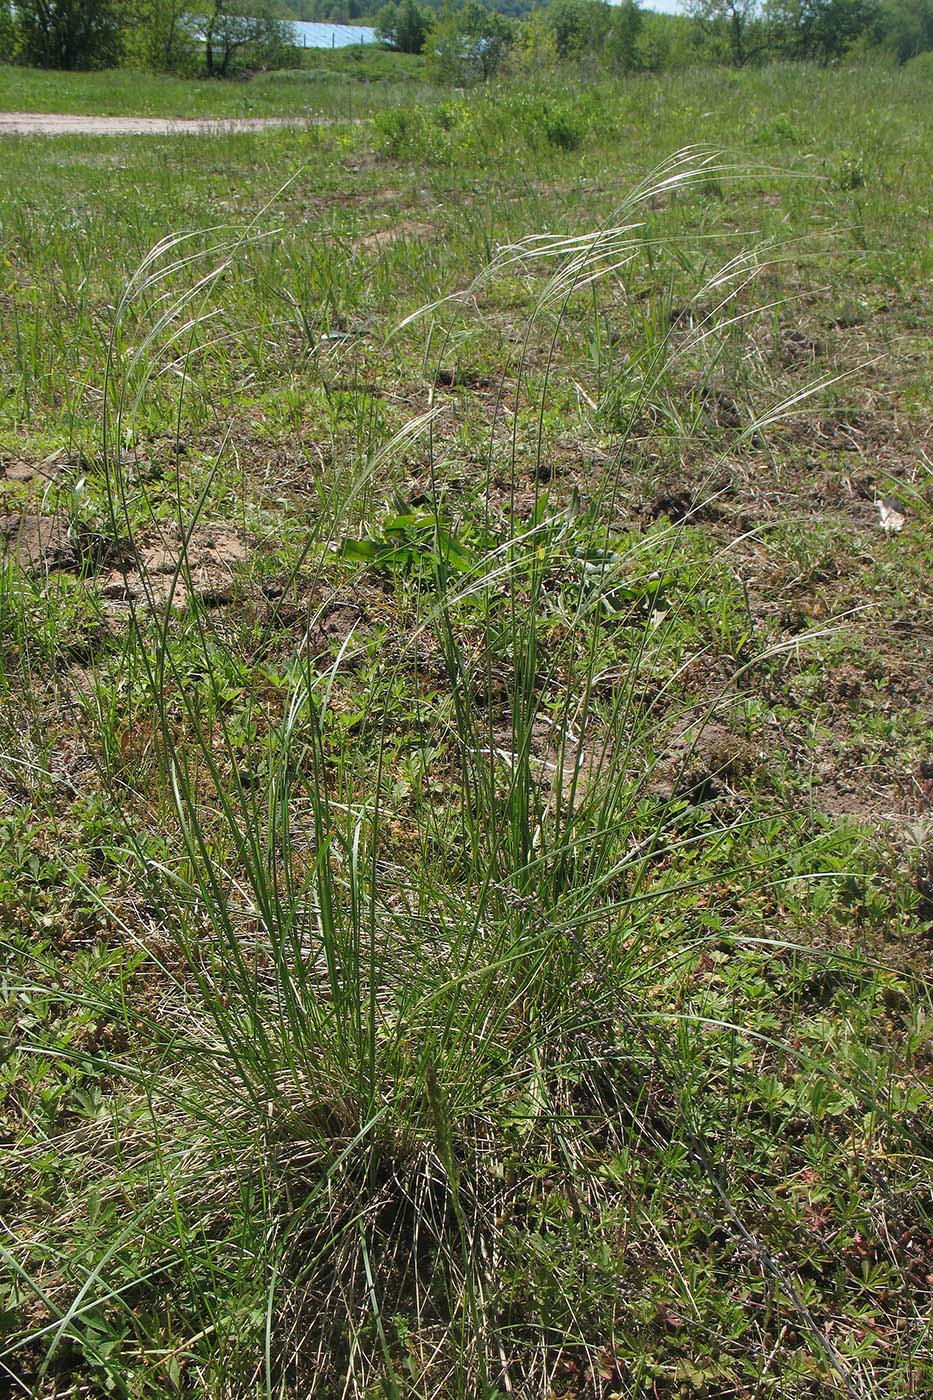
[1,512,77,572]
[99,525,251,612]
[355,221,433,253]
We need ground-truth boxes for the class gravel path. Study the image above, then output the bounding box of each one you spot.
[0,111,312,136]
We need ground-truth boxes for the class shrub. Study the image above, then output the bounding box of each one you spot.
[373,103,452,160]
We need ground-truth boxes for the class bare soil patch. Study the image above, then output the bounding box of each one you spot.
[1,511,78,572]
[354,220,434,252]
[0,451,74,487]
[99,524,252,611]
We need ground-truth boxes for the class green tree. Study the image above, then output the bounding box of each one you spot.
[0,0,14,59]
[431,0,514,80]
[877,0,933,58]
[545,0,610,58]
[199,0,295,75]
[509,9,559,73]
[767,0,880,57]
[376,0,431,52]
[124,0,194,70]
[805,0,880,56]
[606,0,643,68]
[13,0,123,67]
[632,11,698,70]
[686,0,765,64]
[376,0,398,45]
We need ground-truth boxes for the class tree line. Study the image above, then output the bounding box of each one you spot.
[374,0,931,73]
[1,0,929,75]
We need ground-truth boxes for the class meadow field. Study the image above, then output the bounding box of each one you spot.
[0,59,931,1398]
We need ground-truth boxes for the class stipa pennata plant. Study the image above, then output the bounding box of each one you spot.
[2,148,925,1400]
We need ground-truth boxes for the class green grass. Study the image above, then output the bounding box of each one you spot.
[0,61,931,1400]
[0,53,431,118]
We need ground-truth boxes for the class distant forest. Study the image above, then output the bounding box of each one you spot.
[3,0,929,76]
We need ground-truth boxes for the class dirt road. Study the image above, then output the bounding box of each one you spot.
[0,112,311,137]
